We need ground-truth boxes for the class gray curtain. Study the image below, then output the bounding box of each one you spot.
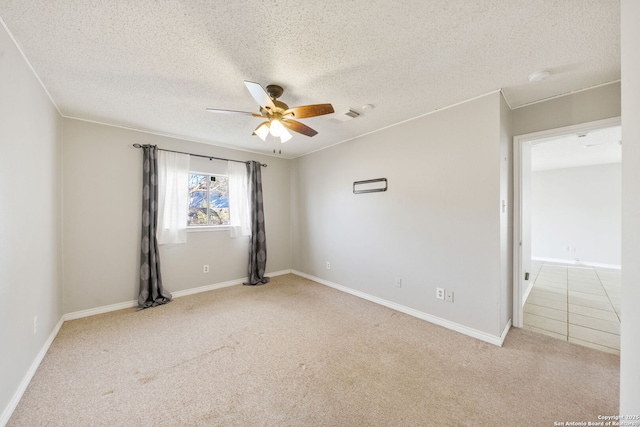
[244,161,270,286]
[138,145,172,310]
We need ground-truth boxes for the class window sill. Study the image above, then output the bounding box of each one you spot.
[187,226,230,233]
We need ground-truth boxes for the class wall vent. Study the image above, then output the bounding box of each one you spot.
[329,109,361,123]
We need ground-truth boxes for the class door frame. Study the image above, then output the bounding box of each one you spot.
[512,116,621,328]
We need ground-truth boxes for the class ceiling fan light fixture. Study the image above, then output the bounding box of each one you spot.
[280,128,293,143]
[208,81,333,141]
[254,123,269,141]
[269,119,285,137]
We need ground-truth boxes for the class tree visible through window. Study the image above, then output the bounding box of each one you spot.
[188,174,230,226]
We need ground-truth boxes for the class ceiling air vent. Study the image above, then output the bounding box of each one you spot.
[329,109,361,123]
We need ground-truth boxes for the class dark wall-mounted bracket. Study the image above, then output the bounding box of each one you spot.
[353,178,388,194]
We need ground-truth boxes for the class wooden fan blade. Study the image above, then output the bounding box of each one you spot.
[206,108,265,118]
[283,104,335,119]
[244,81,276,111]
[282,119,318,137]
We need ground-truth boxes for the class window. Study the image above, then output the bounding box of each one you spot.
[188,173,230,226]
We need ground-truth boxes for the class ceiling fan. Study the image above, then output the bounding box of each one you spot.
[207,81,334,142]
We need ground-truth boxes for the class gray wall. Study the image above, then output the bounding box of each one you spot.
[0,26,63,421]
[512,82,621,136]
[621,0,640,413]
[62,118,291,314]
[531,164,621,266]
[291,92,510,338]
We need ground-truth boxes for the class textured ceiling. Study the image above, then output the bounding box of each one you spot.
[532,125,622,171]
[0,0,620,158]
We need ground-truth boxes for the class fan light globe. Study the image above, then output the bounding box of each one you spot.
[280,129,293,143]
[269,119,285,137]
[254,123,269,141]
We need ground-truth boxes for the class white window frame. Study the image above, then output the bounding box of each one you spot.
[187,171,230,231]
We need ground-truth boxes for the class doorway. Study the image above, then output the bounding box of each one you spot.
[513,117,621,354]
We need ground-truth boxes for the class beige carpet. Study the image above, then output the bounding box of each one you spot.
[9,274,619,426]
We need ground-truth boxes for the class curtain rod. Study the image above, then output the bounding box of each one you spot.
[132,144,267,167]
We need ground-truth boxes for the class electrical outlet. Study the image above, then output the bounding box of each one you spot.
[326,262,331,270]
[395,278,402,288]
[436,288,445,300]
[203,265,209,273]
[445,290,454,303]
[33,316,38,334]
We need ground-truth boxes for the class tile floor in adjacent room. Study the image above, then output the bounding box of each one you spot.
[523,261,621,355]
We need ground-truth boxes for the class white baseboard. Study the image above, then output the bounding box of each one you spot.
[171,269,292,298]
[64,300,137,321]
[171,278,244,299]
[266,269,293,278]
[0,317,64,427]
[500,319,512,344]
[532,257,621,270]
[292,270,507,347]
[64,269,293,321]
[522,280,534,305]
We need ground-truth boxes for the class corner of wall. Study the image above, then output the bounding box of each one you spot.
[0,22,65,426]
[499,93,514,331]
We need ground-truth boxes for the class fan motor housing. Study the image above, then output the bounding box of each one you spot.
[266,84,284,99]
